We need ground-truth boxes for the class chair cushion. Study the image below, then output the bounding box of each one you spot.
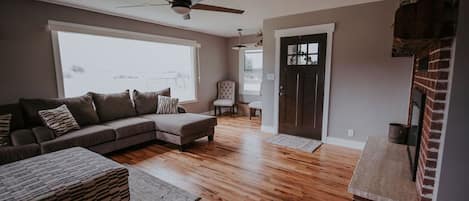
[89,90,137,122]
[133,89,170,115]
[213,99,235,107]
[103,117,155,140]
[40,125,115,153]
[19,94,100,127]
[141,113,217,137]
[248,101,262,110]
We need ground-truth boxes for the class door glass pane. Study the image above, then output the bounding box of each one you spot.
[308,43,319,54]
[307,54,318,65]
[299,44,308,54]
[288,55,297,65]
[298,54,308,65]
[288,45,297,55]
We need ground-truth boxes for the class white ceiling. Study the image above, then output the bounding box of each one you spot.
[40,0,381,37]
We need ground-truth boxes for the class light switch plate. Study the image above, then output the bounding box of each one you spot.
[266,73,275,80]
[347,129,354,137]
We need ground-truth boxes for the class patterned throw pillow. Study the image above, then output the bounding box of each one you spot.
[156,95,179,114]
[0,114,12,147]
[38,105,80,136]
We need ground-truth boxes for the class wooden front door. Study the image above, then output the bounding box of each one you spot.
[278,33,327,140]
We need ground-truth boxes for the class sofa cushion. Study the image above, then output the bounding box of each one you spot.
[10,129,37,146]
[20,98,62,127]
[141,113,217,137]
[58,94,100,126]
[0,104,25,130]
[103,117,155,140]
[39,125,115,153]
[19,94,99,127]
[89,90,136,122]
[0,144,41,165]
[133,88,170,115]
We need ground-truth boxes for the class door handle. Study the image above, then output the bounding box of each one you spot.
[279,85,285,96]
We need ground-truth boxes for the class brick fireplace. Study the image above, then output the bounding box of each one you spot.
[409,37,454,201]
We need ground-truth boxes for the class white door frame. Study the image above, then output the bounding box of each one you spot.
[273,23,335,143]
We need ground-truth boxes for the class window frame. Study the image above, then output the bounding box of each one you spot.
[238,46,263,96]
[49,20,201,104]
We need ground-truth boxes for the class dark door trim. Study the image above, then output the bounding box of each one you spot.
[271,23,335,142]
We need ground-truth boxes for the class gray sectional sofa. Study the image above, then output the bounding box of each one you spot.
[0,89,217,165]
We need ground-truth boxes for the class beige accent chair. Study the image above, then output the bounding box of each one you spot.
[213,80,236,116]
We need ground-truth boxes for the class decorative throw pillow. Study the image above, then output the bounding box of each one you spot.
[38,105,80,136]
[0,114,12,147]
[156,95,179,114]
[133,88,171,115]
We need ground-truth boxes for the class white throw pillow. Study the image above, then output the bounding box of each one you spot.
[156,95,179,114]
[38,105,80,136]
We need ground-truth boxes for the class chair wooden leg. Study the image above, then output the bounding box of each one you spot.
[208,135,214,141]
[249,108,252,120]
[214,106,217,116]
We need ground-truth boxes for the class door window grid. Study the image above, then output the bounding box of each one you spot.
[287,43,319,65]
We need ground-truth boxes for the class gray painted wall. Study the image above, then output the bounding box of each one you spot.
[262,0,413,141]
[436,1,469,200]
[0,0,228,113]
[226,35,262,103]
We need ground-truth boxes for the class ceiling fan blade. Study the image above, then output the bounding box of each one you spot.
[191,0,204,5]
[183,13,191,20]
[116,3,169,8]
[191,4,245,14]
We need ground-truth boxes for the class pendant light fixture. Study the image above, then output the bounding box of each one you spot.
[232,28,247,50]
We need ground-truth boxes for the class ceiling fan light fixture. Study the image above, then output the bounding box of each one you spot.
[172,5,191,15]
[232,44,247,50]
[171,0,192,15]
[232,28,246,51]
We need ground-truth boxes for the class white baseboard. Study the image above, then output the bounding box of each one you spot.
[261,125,275,133]
[199,110,214,115]
[326,137,365,150]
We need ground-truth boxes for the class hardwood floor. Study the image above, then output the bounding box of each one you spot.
[109,116,361,201]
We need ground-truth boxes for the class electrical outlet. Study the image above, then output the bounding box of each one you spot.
[347,129,354,137]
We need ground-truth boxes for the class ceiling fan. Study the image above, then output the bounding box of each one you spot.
[117,0,245,20]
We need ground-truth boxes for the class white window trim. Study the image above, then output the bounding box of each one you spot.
[239,45,263,96]
[272,23,335,143]
[49,20,200,104]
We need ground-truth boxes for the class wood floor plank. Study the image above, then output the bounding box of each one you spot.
[109,116,361,201]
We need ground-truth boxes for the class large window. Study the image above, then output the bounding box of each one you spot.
[51,21,199,102]
[239,48,263,95]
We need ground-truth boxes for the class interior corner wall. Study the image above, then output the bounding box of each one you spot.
[262,0,413,141]
[0,0,229,113]
[226,35,262,103]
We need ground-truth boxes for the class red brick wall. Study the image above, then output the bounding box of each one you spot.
[410,38,453,201]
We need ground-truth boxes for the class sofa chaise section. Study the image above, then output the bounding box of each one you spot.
[141,113,217,150]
